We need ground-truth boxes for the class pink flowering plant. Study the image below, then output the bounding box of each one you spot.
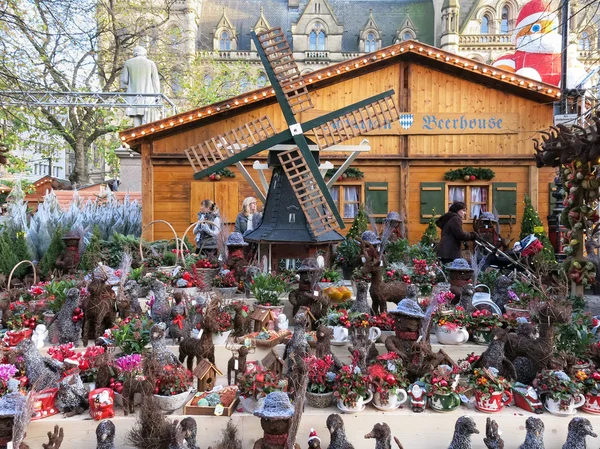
[0,364,17,396]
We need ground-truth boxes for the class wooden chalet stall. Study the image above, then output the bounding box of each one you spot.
[120,40,558,249]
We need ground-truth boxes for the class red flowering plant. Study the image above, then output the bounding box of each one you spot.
[5,301,40,331]
[578,369,600,395]
[305,354,336,394]
[213,306,234,334]
[466,367,511,400]
[369,313,395,331]
[194,256,220,269]
[173,267,206,289]
[333,363,370,408]
[433,306,467,331]
[367,352,408,405]
[155,363,193,396]
[466,309,503,331]
[325,310,371,329]
[383,269,411,284]
[422,364,462,396]
[533,370,583,409]
[48,343,105,382]
[237,366,287,400]
[213,270,238,288]
[456,352,481,374]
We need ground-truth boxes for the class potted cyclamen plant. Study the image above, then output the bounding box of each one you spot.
[0,364,18,397]
[534,370,585,416]
[580,369,600,414]
[305,354,337,408]
[368,352,408,410]
[213,270,239,299]
[468,367,513,413]
[467,309,503,345]
[111,354,144,407]
[334,363,372,413]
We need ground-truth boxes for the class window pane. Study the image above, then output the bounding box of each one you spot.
[481,15,489,34]
[343,186,359,218]
[309,31,316,50]
[329,186,340,203]
[403,31,412,41]
[470,187,489,218]
[318,31,326,50]
[449,186,466,205]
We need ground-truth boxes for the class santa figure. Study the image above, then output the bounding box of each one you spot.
[493,0,587,87]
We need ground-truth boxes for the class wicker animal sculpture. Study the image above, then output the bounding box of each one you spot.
[179,299,219,369]
[326,414,354,449]
[150,324,179,367]
[360,241,408,315]
[474,328,517,380]
[96,420,116,449]
[283,312,310,400]
[459,284,475,314]
[150,279,170,324]
[562,418,597,449]
[169,420,189,449]
[227,346,249,386]
[168,292,191,345]
[15,339,63,390]
[288,259,328,328]
[315,325,343,370]
[505,301,571,384]
[55,287,83,344]
[121,357,158,416]
[384,297,427,364]
[83,278,117,347]
[364,422,397,449]
[349,282,370,314]
[448,416,479,449]
[491,275,513,312]
[119,280,143,319]
[308,429,322,449]
[518,417,544,449]
[57,373,89,417]
[484,418,504,449]
[179,417,199,449]
[231,301,250,338]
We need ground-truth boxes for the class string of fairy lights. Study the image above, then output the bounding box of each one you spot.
[119,40,560,145]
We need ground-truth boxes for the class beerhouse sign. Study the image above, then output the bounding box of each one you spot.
[306,111,519,136]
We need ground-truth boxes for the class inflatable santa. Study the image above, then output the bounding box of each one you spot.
[492,0,587,87]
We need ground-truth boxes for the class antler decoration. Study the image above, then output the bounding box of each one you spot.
[534,118,600,168]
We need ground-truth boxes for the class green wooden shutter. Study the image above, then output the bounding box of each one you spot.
[420,182,445,224]
[365,182,388,222]
[492,182,517,224]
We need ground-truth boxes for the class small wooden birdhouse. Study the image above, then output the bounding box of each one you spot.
[261,349,285,378]
[250,308,276,332]
[298,306,316,329]
[193,359,223,392]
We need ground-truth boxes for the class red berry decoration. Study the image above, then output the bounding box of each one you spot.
[469,175,476,181]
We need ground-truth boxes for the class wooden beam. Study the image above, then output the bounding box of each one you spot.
[141,143,154,240]
[235,161,266,203]
[326,150,363,189]
[528,165,539,210]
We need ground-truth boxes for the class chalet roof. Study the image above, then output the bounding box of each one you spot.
[195,0,435,52]
[120,40,559,146]
[193,359,223,378]
[250,308,275,322]
[261,349,285,370]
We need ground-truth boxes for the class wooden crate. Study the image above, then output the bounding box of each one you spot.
[183,396,239,416]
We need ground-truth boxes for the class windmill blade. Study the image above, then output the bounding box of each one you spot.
[255,27,313,115]
[184,116,276,174]
[278,147,338,237]
[312,94,399,150]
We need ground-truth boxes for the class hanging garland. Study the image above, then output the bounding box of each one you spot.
[207,168,235,181]
[325,167,365,181]
[444,167,495,182]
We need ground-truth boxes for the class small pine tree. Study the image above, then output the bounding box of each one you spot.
[80,225,103,271]
[0,232,17,276]
[420,213,439,247]
[520,195,555,261]
[40,226,66,277]
[346,205,369,240]
[12,232,32,277]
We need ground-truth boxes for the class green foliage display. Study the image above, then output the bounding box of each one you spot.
[46,279,79,313]
[520,194,555,261]
[420,215,439,247]
[555,311,595,360]
[0,231,32,278]
[384,239,410,265]
[101,233,142,268]
[346,206,369,240]
[444,167,495,181]
[39,227,65,277]
[325,167,365,180]
[334,238,361,269]
[80,226,103,272]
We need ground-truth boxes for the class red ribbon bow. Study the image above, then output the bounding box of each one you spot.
[173,315,184,330]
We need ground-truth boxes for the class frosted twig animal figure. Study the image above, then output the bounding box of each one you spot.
[96,420,116,449]
[15,339,63,390]
[326,414,354,449]
[57,373,89,417]
[518,417,544,449]
[364,422,397,449]
[474,328,517,380]
[484,418,504,449]
[31,324,48,349]
[56,288,83,344]
[119,280,143,319]
[448,416,479,449]
[150,279,170,324]
[150,324,179,367]
[562,418,597,449]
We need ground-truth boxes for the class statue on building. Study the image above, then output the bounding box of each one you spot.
[120,46,161,127]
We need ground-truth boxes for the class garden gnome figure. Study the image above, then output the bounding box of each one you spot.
[252,391,300,449]
[120,46,161,126]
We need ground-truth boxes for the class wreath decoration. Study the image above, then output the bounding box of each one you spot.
[206,168,235,181]
[325,167,365,181]
[444,167,495,182]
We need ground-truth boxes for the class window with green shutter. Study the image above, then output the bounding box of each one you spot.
[365,182,388,222]
[492,182,517,223]
[420,182,445,224]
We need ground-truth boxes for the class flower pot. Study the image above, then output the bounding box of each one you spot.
[336,390,373,413]
[328,325,349,345]
[212,330,232,345]
[504,304,530,319]
[475,390,513,413]
[429,392,461,412]
[544,394,586,416]
[213,286,238,299]
[253,304,284,320]
[306,391,334,408]
[153,389,195,414]
[173,287,198,297]
[583,393,600,414]
[3,329,33,347]
[472,327,493,345]
[239,396,265,414]
[378,330,395,343]
[373,388,408,411]
[435,325,469,345]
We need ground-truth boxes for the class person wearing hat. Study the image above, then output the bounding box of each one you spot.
[436,201,477,264]
[235,196,262,236]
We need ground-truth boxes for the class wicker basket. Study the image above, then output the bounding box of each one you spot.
[197,268,219,288]
[306,391,334,408]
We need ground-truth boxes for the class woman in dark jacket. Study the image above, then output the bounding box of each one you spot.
[436,201,477,264]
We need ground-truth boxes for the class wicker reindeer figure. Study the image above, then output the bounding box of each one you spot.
[179,298,219,369]
[360,241,408,315]
[56,288,84,345]
[121,357,158,416]
[83,276,117,347]
[231,301,250,338]
[118,280,143,319]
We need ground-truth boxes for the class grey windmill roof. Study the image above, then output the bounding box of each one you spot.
[196,0,436,51]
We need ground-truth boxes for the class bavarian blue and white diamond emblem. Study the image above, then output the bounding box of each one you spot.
[398,113,414,130]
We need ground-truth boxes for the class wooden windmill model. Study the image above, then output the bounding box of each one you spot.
[184,27,399,268]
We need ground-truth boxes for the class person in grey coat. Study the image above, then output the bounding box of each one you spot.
[235,196,262,236]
